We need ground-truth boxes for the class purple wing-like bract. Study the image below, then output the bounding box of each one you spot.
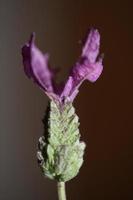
[22,29,103,104]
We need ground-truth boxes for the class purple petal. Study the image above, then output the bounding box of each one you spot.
[82,29,100,64]
[60,76,73,98]
[87,57,103,82]
[60,76,79,102]
[22,33,54,93]
[69,88,79,102]
[61,29,103,101]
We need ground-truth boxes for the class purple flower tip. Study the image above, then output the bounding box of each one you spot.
[22,29,103,104]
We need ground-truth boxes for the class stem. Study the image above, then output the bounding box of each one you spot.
[57,182,67,200]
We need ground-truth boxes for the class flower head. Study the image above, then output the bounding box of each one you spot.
[22,29,103,104]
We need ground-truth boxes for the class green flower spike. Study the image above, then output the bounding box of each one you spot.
[37,101,85,182]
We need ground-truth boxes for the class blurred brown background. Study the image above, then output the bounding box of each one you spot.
[0,0,133,199]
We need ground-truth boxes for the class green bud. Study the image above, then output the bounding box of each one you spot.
[37,101,86,182]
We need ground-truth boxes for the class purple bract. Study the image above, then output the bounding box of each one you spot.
[22,29,103,104]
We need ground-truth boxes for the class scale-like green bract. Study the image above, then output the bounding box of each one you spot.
[37,101,85,182]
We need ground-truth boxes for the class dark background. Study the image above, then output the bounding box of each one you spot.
[0,0,133,199]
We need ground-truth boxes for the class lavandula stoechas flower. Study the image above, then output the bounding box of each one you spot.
[21,29,103,186]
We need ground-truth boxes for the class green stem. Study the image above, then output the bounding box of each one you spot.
[57,182,67,200]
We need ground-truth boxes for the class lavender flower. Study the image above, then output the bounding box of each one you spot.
[22,29,103,103]
[21,29,104,199]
